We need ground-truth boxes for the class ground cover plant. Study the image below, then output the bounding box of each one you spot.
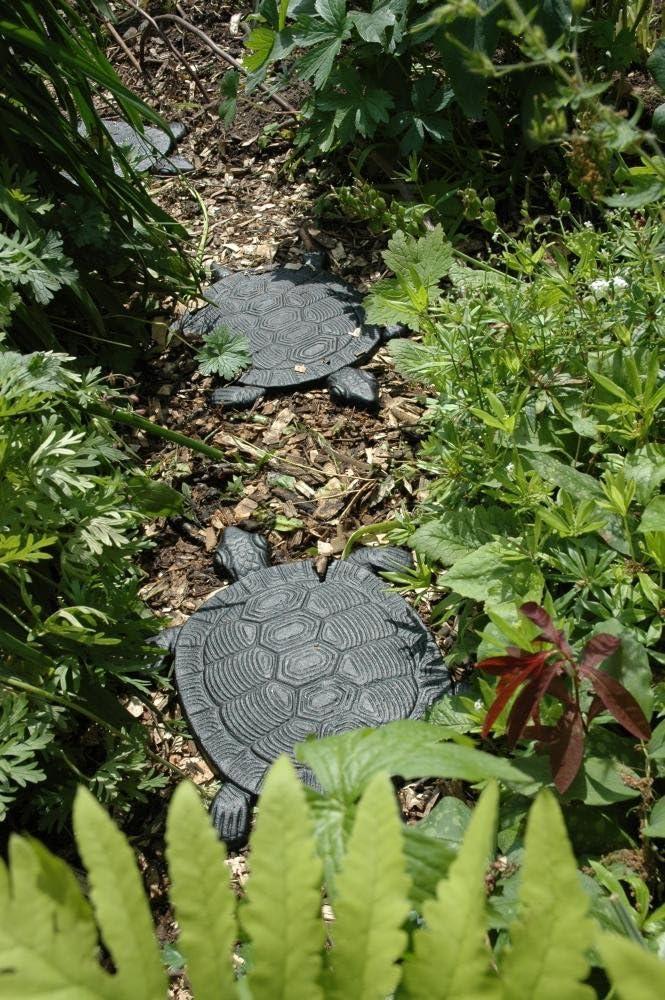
[2,754,665,998]
[362,208,664,865]
[241,0,665,212]
[0,0,195,363]
[0,349,185,830]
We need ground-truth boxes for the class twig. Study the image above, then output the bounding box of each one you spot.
[119,0,210,104]
[140,13,298,116]
[103,17,142,74]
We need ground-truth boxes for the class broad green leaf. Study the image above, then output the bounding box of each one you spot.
[403,782,500,999]
[327,772,410,1000]
[166,783,236,1000]
[417,796,472,845]
[297,720,534,801]
[638,494,665,533]
[410,507,518,566]
[566,756,641,807]
[596,932,665,999]
[644,795,665,838]
[382,225,453,290]
[73,787,166,1000]
[244,27,275,72]
[349,8,395,44]
[315,0,347,29]
[529,0,572,43]
[296,37,343,87]
[500,790,594,1000]
[403,827,457,905]
[647,38,665,91]
[436,0,501,118]
[524,452,603,499]
[243,757,324,1000]
[0,835,114,999]
[442,541,544,607]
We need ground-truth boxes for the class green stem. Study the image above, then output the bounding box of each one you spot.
[88,401,229,462]
[342,520,402,559]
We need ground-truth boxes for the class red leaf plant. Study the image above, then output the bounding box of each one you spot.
[474,603,651,794]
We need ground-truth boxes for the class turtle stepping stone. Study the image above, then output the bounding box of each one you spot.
[165,527,452,843]
[178,260,407,410]
[79,119,194,175]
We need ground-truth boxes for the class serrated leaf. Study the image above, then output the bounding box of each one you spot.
[195,326,252,379]
[596,932,665,999]
[243,757,324,1000]
[382,225,453,289]
[244,27,275,72]
[402,828,457,906]
[403,782,500,999]
[0,834,113,999]
[296,37,343,87]
[72,787,166,1000]
[166,783,236,1000]
[327,772,410,1000]
[500,790,594,1000]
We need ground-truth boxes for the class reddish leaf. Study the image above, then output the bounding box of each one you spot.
[506,660,561,748]
[480,664,535,738]
[579,665,651,740]
[520,602,574,659]
[549,707,585,794]
[475,650,550,677]
[580,633,621,671]
[587,694,606,726]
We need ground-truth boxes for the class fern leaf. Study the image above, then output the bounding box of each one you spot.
[166,782,237,1000]
[403,782,500,1000]
[72,786,166,1000]
[326,771,410,1000]
[0,834,114,999]
[243,757,324,1000]
[596,932,665,999]
[499,790,594,1000]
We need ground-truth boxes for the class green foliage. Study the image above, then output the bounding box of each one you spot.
[195,326,252,380]
[0,350,182,827]
[241,1,665,206]
[367,211,663,858]
[2,763,663,997]
[0,1,194,361]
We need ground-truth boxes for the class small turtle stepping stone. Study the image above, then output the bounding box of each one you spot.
[177,263,399,409]
[168,526,452,843]
[79,119,193,175]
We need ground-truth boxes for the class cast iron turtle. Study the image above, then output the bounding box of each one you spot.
[177,256,406,410]
[164,527,452,842]
[79,118,194,175]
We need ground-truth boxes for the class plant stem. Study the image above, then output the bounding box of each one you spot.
[88,401,228,462]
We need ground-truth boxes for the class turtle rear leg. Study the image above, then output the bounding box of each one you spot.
[211,783,253,843]
[346,546,412,575]
[326,367,379,410]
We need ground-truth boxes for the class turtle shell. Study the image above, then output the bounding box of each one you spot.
[174,560,450,794]
[180,267,383,389]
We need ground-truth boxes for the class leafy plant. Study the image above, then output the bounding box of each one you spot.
[2,760,665,997]
[195,326,252,380]
[0,350,184,827]
[476,602,651,793]
[0,2,195,361]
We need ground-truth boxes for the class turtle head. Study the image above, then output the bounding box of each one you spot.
[213,527,270,582]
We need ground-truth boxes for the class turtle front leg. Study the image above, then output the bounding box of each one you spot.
[211,783,253,843]
[346,546,413,575]
[327,367,379,410]
[149,625,182,656]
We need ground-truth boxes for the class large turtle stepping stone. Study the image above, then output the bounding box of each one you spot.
[178,257,406,410]
[79,119,194,175]
[163,527,452,842]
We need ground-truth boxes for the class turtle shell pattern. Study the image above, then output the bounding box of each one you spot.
[175,559,450,793]
[180,267,382,389]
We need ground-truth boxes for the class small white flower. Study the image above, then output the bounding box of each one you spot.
[506,462,515,475]
[475,699,484,710]
[612,276,628,292]
[590,278,610,295]
[583,221,593,229]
